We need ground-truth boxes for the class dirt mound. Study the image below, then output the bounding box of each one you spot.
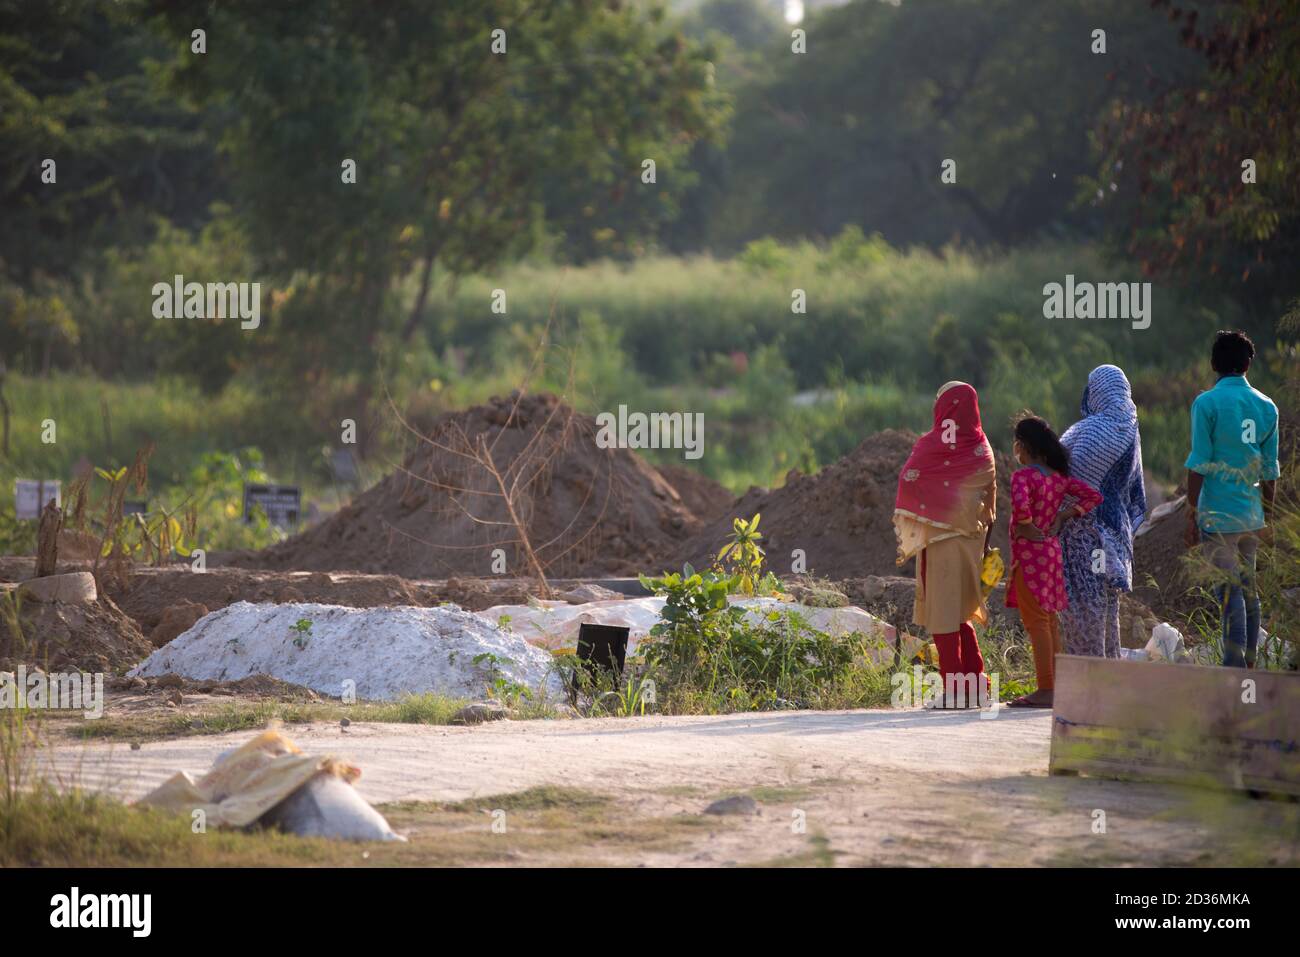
[1132,499,1196,617]
[104,566,547,637]
[148,599,209,647]
[0,593,152,674]
[231,393,705,579]
[657,464,734,525]
[668,430,1013,579]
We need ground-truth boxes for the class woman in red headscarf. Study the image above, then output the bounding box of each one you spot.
[893,381,997,707]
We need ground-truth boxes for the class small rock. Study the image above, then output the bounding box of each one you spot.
[128,676,147,690]
[451,702,510,725]
[703,795,759,817]
[155,673,185,689]
[17,572,97,605]
[165,689,184,707]
[558,583,623,604]
[130,742,141,751]
[340,717,351,728]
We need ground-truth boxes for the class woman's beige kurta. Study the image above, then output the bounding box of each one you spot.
[896,475,996,635]
[911,532,988,634]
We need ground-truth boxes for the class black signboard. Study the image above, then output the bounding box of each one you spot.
[243,483,301,528]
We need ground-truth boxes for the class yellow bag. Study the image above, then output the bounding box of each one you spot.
[980,547,1004,598]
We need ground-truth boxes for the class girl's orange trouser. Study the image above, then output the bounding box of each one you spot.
[1014,565,1062,691]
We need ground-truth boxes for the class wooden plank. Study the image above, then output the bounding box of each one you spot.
[1049,654,1300,796]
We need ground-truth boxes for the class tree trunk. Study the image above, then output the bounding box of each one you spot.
[36,501,62,578]
[401,246,438,343]
[0,356,10,457]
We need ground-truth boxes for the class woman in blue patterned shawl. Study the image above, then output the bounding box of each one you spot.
[1058,365,1147,657]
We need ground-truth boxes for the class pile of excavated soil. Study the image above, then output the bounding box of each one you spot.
[104,567,584,641]
[1132,497,1198,618]
[131,601,565,701]
[109,568,440,638]
[0,592,152,674]
[656,464,734,525]
[668,430,1014,579]
[233,392,705,579]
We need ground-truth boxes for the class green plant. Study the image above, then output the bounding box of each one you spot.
[716,513,766,596]
[62,445,163,585]
[0,503,38,556]
[471,652,531,705]
[0,697,39,813]
[288,619,313,650]
[0,589,25,659]
[129,503,196,566]
[636,564,894,713]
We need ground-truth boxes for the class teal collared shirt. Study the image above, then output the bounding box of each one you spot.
[1185,375,1280,533]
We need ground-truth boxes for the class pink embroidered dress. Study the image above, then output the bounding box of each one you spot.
[1006,465,1102,612]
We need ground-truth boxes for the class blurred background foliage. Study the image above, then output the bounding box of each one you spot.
[0,0,1295,548]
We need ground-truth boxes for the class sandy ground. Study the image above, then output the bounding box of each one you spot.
[41,708,1299,866]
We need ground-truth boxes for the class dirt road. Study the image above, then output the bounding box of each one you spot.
[46,709,1299,866]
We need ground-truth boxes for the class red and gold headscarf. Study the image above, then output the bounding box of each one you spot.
[893,382,997,563]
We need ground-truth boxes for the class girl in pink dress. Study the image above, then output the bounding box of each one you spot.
[1006,415,1102,708]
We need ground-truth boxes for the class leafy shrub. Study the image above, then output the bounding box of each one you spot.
[635,565,892,712]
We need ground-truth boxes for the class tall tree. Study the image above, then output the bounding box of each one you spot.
[696,0,1201,251]
[148,0,727,364]
[0,0,216,283]
[1097,0,1300,304]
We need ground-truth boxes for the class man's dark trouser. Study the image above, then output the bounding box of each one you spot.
[1206,531,1261,668]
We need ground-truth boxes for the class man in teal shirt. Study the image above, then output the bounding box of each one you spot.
[1183,330,1279,667]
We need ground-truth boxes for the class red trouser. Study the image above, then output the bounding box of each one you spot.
[932,622,985,686]
[922,550,986,686]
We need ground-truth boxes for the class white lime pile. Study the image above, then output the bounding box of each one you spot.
[130,601,564,701]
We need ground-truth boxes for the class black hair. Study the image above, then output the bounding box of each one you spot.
[1013,413,1070,475]
[1211,329,1255,376]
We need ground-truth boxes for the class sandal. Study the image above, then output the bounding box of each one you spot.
[1007,694,1052,709]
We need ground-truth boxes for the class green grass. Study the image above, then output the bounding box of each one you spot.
[0,785,345,867]
[0,372,266,487]
[0,783,718,867]
[752,833,837,868]
[433,786,610,814]
[63,692,563,744]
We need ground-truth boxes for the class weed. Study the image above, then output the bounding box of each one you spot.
[288,618,313,650]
